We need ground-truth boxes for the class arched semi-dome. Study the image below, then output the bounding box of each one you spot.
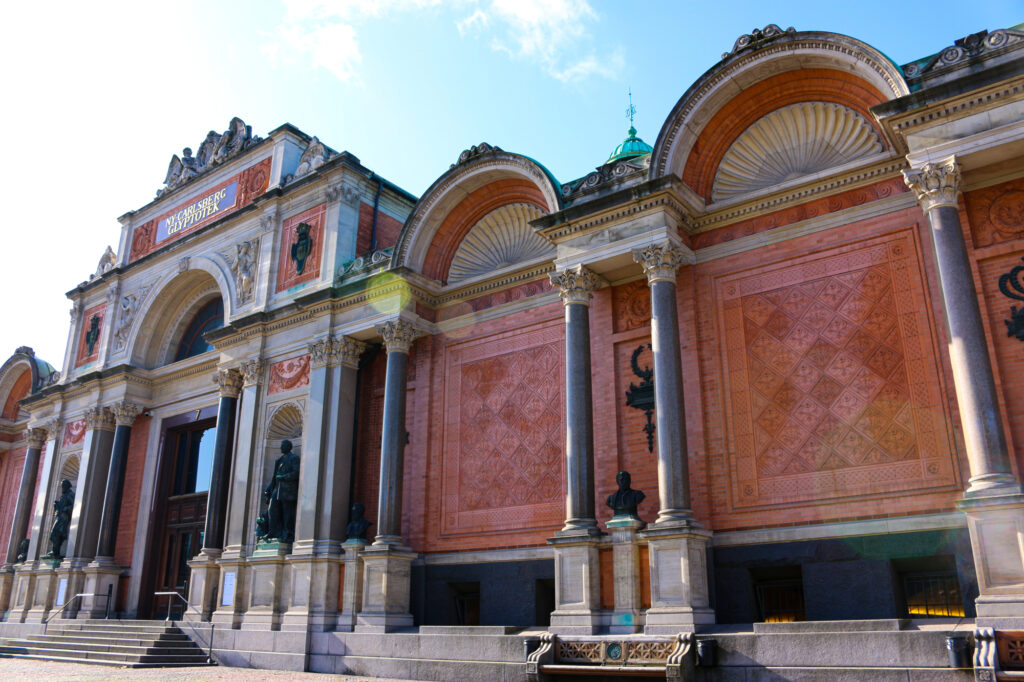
[128,266,231,369]
[0,347,57,421]
[650,27,910,203]
[393,144,563,285]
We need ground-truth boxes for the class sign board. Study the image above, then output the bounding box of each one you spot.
[221,571,236,606]
[56,577,68,607]
[156,181,238,244]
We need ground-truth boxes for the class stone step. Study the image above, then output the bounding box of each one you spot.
[0,643,209,665]
[9,630,199,655]
[22,634,199,650]
[43,626,192,640]
[50,622,180,635]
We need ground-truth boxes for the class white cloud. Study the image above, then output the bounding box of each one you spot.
[264,0,621,84]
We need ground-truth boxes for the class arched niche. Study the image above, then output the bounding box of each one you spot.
[393,148,562,282]
[45,453,80,558]
[128,267,231,369]
[650,30,909,197]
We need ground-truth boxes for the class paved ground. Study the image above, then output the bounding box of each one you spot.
[0,658,420,681]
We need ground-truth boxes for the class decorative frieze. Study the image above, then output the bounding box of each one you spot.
[902,156,962,212]
[378,320,422,354]
[213,367,244,398]
[633,244,692,284]
[550,266,602,306]
[109,401,144,427]
[85,406,116,433]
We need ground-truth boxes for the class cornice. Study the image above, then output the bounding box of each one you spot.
[692,156,909,233]
[535,186,690,242]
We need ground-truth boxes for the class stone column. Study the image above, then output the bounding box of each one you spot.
[12,420,59,623]
[59,406,116,618]
[357,319,420,632]
[633,243,713,634]
[904,157,1024,625]
[83,401,143,617]
[188,368,242,621]
[284,335,365,632]
[214,358,263,628]
[547,265,604,634]
[0,427,47,614]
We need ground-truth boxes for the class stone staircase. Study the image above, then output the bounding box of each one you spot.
[0,619,213,668]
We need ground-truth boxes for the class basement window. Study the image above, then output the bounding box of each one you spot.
[753,566,805,623]
[449,582,480,626]
[903,572,964,618]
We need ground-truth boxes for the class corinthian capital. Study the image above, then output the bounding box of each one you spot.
[334,336,368,369]
[110,401,144,427]
[25,427,47,450]
[43,418,61,442]
[902,156,962,212]
[633,243,692,283]
[240,358,265,387]
[85,406,116,432]
[309,337,334,368]
[213,367,244,398]
[377,320,422,354]
[549,265,602,306]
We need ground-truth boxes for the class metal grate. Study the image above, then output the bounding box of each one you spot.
[903,572,964,618]
[755,579,805,623]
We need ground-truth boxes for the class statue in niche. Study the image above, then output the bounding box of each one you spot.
[43,479,74,560]
[345,502,372,541]
[16,538,29,563]
[262,440,300,543]
[233,239,257,303]
[291,223,313,274]
[84,315,101,355]
[606,470,645,521]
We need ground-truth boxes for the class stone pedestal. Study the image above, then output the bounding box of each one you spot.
[961,494,1024,627]
[8,565,35,623]
[356,544,415,632]
[25,564,60,623]
[55,558,87,619]
[81,557,121,618]
[607,516,645,634]
[212,553,247,628]
[337,539,366,632]
[0,565,14,617]
[640,522,714,634]
[281,554,341,632]
[187,549,221,622]
[243,543,289,630]
[548,530,604,635]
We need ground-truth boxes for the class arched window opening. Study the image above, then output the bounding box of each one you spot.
[174,298,224,362]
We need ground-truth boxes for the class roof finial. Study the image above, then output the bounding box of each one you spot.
[626,88,636,132]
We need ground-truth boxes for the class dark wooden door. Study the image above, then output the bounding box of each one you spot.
[151,420,216,619]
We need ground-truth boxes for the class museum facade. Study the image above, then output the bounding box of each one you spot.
[1,22,1024,678]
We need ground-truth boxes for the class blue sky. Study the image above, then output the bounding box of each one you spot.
[1,0,1021,369]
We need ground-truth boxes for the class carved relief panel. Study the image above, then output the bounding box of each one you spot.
[276,204,326,293]
[965,177,1024,248]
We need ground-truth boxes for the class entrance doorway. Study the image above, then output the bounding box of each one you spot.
[150,418,216,619]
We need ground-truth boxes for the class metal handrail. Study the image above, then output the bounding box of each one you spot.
[42,587,113,633]
[153,591,215,664]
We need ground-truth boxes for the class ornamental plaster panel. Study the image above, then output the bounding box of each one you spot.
[447,203,552,283]
[965,176,1024,248]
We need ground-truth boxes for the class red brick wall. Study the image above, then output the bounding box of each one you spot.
[356,202,405,255]
[2,370,30,419]
[114,416,150,567]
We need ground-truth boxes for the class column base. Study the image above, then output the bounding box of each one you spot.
[356,544,415,633]
[960,493,1024,627]
[280,553,341,632]
[548,528,605,635]
[55,558,88,619]
[639,520,715,634]
[186,549,222,622]
[0,563,14,616]
[82,557,122,618]
[9,563,37,623]
[25,564,60,623]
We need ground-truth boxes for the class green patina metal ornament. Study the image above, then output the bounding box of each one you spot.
[607,89,653,164]
[291,222,314,274]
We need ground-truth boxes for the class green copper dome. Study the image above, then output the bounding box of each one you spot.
[607,126,652,163]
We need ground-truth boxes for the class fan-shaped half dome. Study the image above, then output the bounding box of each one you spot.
[711,102,884,202]
[448,203,553,283]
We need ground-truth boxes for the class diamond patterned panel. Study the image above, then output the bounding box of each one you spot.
[739,259,916,480]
